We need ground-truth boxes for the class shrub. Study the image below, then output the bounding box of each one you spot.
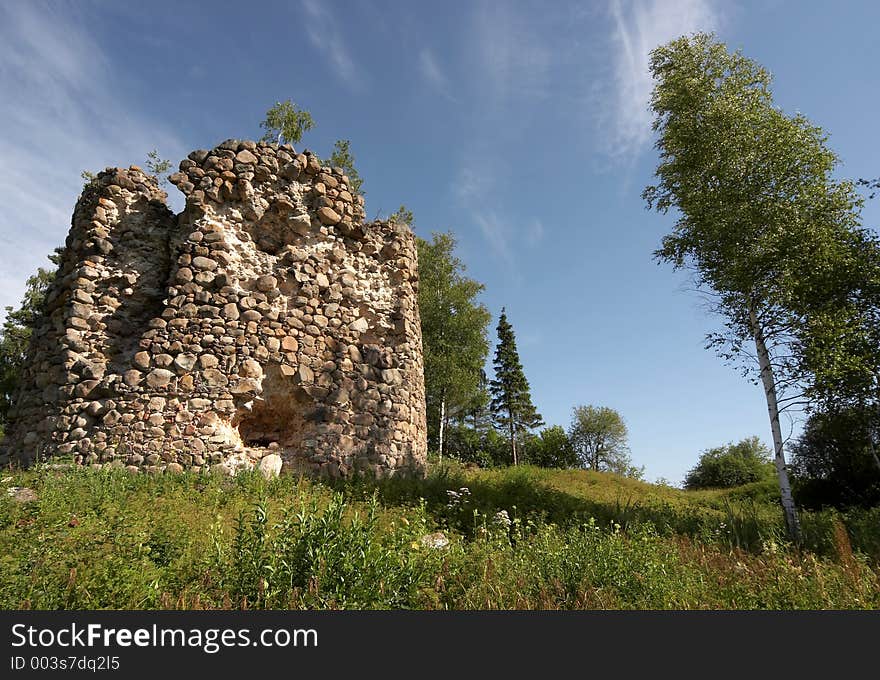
[523,426,578,468]
[684,437,775,489]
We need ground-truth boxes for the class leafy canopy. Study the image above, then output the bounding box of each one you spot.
[145,149,172,186]
[789,408,880,510]
[644,32,873,400]
[525,425,578,469]
[328,139,364,196]
[568,405,640,478]
[389,205,415,227]
[260,100,314,145]
[417,232,491,449]
[684,437,775,490]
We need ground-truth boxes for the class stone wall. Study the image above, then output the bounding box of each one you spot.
[0,139,427,478]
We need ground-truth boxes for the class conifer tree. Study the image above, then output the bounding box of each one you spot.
[0,248,63,433]
[489,308,543,465]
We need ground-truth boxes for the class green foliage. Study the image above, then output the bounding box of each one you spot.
[260,99,314,145]
[684,436,776,490]
[1,465,878,610]
[489,308,543,464]
[524,425,578,468]
[145,149,173,186]
[642,32,880,541]
[328,139,364,196]
[790,407,880,510]
[417,232,492,452]
[442,424,502,468]
[222,493,436,608]
[568,405,640,478]
[644,32,880,410]
[80,169,97,186]
[0,250,62,430]
[857,177,879,200]
[389,205,415,227]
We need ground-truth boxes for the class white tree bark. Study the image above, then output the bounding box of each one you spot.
[749,306,802,543]
[438,398,446,464]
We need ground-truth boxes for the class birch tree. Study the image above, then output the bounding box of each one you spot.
[644,33,871,542]
[260,100,314,146]
[417,232,491,459]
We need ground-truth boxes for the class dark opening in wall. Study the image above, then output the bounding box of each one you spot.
[233,364,316,451]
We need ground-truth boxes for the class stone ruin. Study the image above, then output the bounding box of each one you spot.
[0,139,427,478]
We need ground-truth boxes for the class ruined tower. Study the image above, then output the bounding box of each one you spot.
[0,140,427,477]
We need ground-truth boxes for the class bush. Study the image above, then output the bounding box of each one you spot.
[684,437,775,490]
[523,426,578,468]
[789,408,880,510]
[443,425,509,467]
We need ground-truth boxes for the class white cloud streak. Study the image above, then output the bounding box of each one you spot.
[0,2,185,318]
[301,0,362,90]
[470,1,552,104]
[418,48,455,100]
[526,220,545,246]
[452,165,543,273]
[473,212,516,270]
[604,0,722,158]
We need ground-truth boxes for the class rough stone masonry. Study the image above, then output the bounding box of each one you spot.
[0,139,428,478]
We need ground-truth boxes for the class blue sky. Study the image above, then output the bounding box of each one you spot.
[1,0,878,484]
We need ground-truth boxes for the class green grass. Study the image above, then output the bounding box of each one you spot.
[0,462,877,609]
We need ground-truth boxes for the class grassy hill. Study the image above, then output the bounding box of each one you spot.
[1,461,878,609]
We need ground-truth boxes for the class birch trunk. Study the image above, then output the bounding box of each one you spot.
[749,306,802,543]
[438,398,446,464]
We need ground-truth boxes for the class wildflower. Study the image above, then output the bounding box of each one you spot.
[419,532,450,550]
[493,510,512,528]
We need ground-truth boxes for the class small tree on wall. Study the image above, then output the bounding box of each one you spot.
[328,139,364,196]
[260,100,314,145]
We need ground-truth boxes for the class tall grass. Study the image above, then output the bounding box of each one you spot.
[0,464,877,609]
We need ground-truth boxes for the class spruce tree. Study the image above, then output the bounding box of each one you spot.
[1,248,63,433]
[489,308,543,465]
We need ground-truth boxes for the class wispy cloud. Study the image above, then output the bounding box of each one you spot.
[0,2,185,317]
[469,1,552,105]
[526,220,545,246]
[603,0,722,159]
[452,165,544,273]
[473,212,516,270]
[418,48,455,100]
[452,166,492,204]
[301,0,362,90]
